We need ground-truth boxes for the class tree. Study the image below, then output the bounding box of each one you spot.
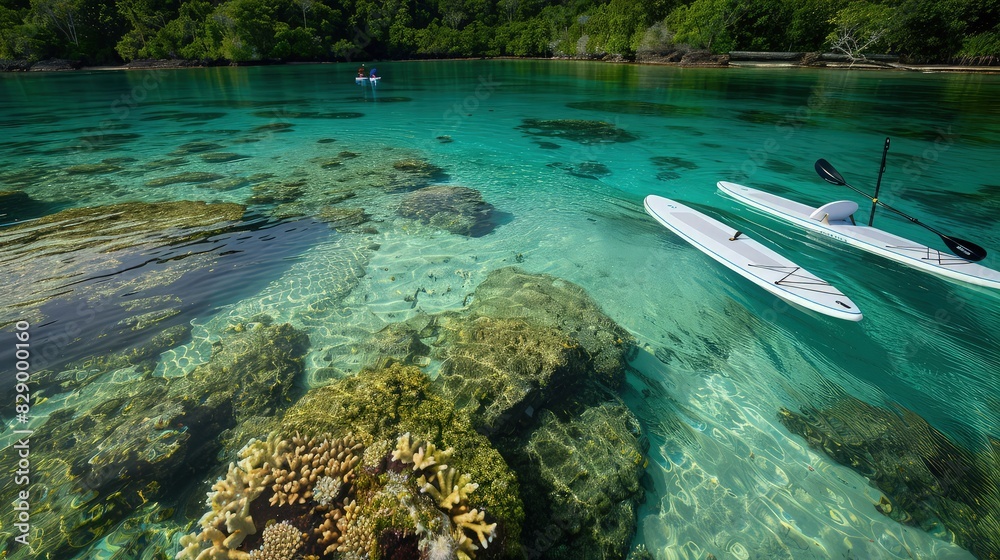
[786,0,847,51]
[584,0,651,56]
[884,0,964,62]
[30,0,81,46]
[666,0,748,52]
[115,0,173,60]
[826,1,893,63]
[296,0,314,28]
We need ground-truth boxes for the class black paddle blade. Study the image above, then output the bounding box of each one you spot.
[815,159,846,186]
[943,236,988,262]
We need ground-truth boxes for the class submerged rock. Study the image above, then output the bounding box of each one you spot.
[0,200,245,378]
[650,155,699,170]
[0,190,51,223]
[548,161,612,180]
[247,180,307,205]
[393,158,438,173]
[435,315,589,436]
[651,156,698,182]
[64,162,123,174]
[423,268,640,558]
[457,267,634,390]
[169,140,224,155]
[251,122,295,133]
[397,185,497,237]
[143,157,188,169]
[779,396,1000,560]
[511,403,645,560]
[390,267,635,436]
[199,151,249,163]
[197,176,250,191]
[315,206,371,232]
[516,118,638,144]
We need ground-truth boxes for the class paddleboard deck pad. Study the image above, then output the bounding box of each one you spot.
[718,181,1000,290]
[644,195,863,321]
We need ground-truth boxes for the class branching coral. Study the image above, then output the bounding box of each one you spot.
[393,433,497,559]
[179,431,499,560]
[263,433,363,507]
[176,433,364,560]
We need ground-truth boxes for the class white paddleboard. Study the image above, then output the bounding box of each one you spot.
[644,195,863,321]
[718,181,1000,290]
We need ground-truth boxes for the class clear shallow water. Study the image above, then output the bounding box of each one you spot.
[2,61,999,559]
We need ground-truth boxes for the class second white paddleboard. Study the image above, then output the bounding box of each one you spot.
[644,195,863,321]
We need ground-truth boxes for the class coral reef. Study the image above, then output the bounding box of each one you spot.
[315,207,372,233]
[397,186,497,237]
[779,396,1000,560]
[413,268,643,559]
[515,119,638,144]
[249,522,304,560]
[507,404,645,560]
[0,322,310,560]
[178,431,501,560]
[435,315,589,436]
[0,200,246,379]
[393,433,498,559]
[439,266,634,391]
[279,362,524,556]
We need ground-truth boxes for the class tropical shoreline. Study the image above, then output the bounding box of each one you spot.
[4,54,1000,75]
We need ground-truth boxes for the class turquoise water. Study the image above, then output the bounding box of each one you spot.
[1,60,999,559]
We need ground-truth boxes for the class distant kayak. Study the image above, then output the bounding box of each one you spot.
[718,181,1000,289]
[644,195,863,321]
[356,76,381,85]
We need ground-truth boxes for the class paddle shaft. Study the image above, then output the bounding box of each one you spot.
[836,178,986,260]
[869,137,890,226]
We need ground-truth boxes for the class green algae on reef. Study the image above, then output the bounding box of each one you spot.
[0,200,256,382]
[516,118,639,144]
[0,321,310,560]
[779,396,1000,560]
[278,362,526,557]
[397,185,497,237]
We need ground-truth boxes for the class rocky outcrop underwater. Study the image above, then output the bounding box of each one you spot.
[780,397,1000,559]
[0,318,310,559]
[175,266,647,560]
[0,265,647,560]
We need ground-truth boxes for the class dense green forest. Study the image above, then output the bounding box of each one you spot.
[1,0,999,65]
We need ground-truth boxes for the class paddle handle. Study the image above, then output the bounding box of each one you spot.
[869,137,890,226]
